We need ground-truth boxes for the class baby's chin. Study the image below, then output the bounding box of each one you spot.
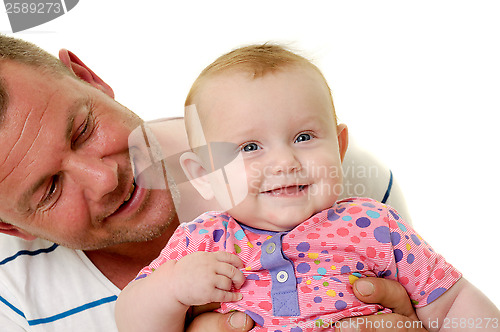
[246,214,316,233]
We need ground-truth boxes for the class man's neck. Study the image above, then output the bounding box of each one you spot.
[84,226,177,290]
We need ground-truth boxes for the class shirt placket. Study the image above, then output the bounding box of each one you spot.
[260,233,300,317]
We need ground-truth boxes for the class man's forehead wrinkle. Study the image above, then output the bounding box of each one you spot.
[0,109,31,184]
[0,112,44,215]
[1,82,53,154]
[25,101,51,157]
[1,99,47,172]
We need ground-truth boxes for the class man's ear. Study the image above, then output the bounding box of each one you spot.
[337,123,349,163]
[179,151,215,201]
[0,221,37,241]
[58,49,115,98]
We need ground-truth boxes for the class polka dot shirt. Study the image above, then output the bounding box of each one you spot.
[137,198,461,331]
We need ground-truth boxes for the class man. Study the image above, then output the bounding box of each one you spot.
[0,34,424,331]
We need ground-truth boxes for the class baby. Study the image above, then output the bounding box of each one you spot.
[116,44,499,332]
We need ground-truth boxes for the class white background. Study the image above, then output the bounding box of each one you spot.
[2,1,499,309]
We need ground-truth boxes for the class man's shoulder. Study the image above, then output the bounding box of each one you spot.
[0,234,74,284]
[0,233,60,263]
[0,234,120,330]
[0,234,100,284]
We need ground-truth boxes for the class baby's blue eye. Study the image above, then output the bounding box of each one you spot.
[295,133,312,143]
[241,143,260,152]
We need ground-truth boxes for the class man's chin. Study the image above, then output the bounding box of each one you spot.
[39,224,167,251]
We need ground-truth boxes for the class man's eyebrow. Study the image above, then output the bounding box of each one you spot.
[16,97,88,213]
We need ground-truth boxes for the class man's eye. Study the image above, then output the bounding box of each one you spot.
[295,133,312,143]
[72,114,94,147]
[241,142,260,152]
[40,174,61,208]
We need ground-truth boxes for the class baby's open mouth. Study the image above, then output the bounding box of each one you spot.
[263,184,308,195]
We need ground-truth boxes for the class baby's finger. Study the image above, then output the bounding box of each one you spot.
[216,262,246,289]
[214,275,233,291]
[212,289,243,303]
[214,251,245,269]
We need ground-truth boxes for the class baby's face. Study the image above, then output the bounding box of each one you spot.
[193,67,347,231]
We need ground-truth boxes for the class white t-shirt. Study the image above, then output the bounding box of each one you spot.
[0,234,120,331]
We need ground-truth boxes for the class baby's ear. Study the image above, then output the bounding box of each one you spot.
[179,152,214,201]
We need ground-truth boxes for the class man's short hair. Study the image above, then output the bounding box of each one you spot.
[0,34,71,74]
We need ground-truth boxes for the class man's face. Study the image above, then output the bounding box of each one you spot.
[194,67,346,232]
[0,62,177,250]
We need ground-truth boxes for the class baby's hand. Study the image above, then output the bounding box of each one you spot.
[172,251,245,306]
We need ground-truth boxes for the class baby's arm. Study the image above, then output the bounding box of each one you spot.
[115,251,245,332]
[416,278,500,331]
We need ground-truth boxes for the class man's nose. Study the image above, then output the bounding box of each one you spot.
[270,146,302,175]
[64,155,119,202]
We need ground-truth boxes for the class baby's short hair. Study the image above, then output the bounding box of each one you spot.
[184,44,338,150]
[185,43,335,115]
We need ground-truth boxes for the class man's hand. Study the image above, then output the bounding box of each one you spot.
[337,277,427,331]
[187,307,254,332]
